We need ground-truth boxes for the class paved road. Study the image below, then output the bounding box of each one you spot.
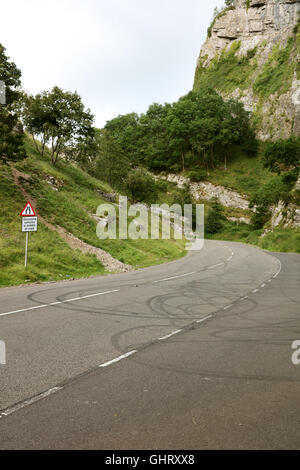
[0,240,299,449]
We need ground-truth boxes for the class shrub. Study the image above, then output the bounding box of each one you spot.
[263,137,300,174]
[186,169,207,182]
[205,199,224,234]
[249,176,293,229]
[125,169,158,204]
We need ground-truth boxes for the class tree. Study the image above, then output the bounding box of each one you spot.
[205,199,224,234]
[104,113,141,164]
[139,103,172,170]
[23,86,95,164]
[94,129,131,190]
[0,44,25,162]
[166,99,192,172]
[263,137,300,175]
[165,88,255,172]
[102,87,256,175]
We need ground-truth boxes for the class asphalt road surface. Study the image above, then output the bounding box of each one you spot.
[0,240,299,449]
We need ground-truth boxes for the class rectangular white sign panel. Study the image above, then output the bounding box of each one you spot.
[22,216,38,233]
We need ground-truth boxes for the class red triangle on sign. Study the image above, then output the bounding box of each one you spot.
[20,201,36,217]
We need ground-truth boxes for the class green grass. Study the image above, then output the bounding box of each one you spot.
[194,41,258,94]
[207,220,300,254]
[253,37,295,98]
[0,164,106,287]
[184,145,276,199]
[1,136,298,288]
[0,137,186,287]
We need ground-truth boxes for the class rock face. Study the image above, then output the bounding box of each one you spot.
[271,200,300,227]
[190,181,250,210]
[194,0,300,140]
[161,174,251,210]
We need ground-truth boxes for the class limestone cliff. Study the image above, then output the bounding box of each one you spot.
[194,0,300,140]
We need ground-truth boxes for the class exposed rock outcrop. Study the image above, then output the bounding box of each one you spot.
[271,200,300,227]
[295,172,300,190]
[160,173,251,210]
[194,0,300,140]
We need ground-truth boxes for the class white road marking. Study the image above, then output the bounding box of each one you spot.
[99,350,137,368]
[158,329,182,341]
[0,290,120,319]
[223,304,234,310]
[208,263,224,270]
[0,387,63,419]
[196,315,212,324]
[153,272,196,284]
[273,260,282,279]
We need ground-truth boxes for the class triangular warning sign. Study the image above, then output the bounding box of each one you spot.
[20,201,36,217]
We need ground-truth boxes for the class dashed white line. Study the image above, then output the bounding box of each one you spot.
[223,304,234,310]
[158,329,182,341]
[153,272,196,284]
[208,263,224,270]
[196,315,212,324]
[0,387,63,419]
[99,350,138,368]
[0,290,120,319]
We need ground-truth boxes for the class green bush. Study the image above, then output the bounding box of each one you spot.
[170,184,192,208]
[125,169,158,204]
[186,169,207,182]
[250,176,292,209]
[205,199,224,234]
[249,176,294,229]
[263,137,300,174]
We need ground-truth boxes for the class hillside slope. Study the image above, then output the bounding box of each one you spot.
[0,137,186,287]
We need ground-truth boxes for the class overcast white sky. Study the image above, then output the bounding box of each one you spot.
[1,0,225,127]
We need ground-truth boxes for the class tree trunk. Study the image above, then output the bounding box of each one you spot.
[41,136,46,157]
[32,135,41,155]
[51,140,56,164]
[53,142,62,165]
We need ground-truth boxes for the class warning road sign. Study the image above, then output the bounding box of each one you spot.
[20,201,36,217]
[22,217,38,233]
[20,202,38,268]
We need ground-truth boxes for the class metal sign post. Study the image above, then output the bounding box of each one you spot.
[20,202,38,269]
[25,232,29,268]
